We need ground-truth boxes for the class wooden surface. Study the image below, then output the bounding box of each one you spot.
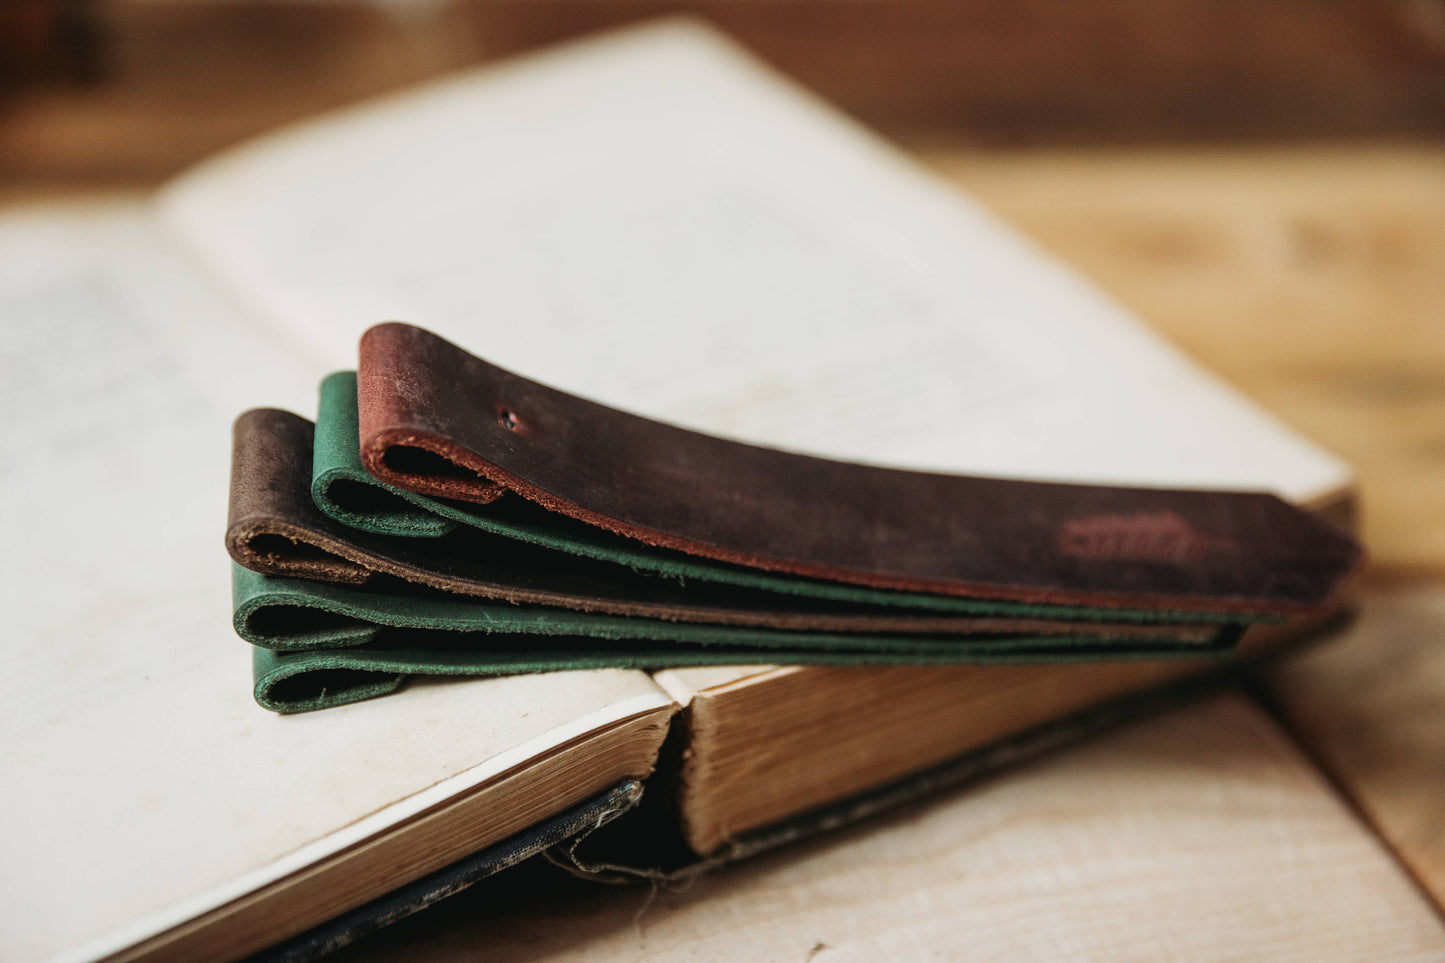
[333,694,1445,961]
[318,143,1445,958]
[934,145,1445,577]
[4,1,1445,185]
[1263,585,1445,910]
[4,53,1445,955]
[938,144,1445,917]
[402,0,1445,141]
[337,142,1445,955]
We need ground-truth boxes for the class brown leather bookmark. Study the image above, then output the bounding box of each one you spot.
[357,323,1362,615]
[228,407,1222,638]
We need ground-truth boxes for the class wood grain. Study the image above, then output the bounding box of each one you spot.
[929,145,1445,576]
[6,44,1445,948]
[4,1,1444,184]
[432,0,1445,141]
[332,693,1445,962]
[1260,583,1445,910]
[917,144,1445,915]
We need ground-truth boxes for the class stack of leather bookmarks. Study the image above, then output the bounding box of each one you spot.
[226,323,1361,712]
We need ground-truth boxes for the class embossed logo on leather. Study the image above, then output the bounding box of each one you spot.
[1058,511,1236,564]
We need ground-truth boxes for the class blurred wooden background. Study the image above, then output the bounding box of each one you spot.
[4,2,1445,956]
[4,0,1445,187]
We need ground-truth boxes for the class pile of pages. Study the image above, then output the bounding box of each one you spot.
[226,322,1362,713]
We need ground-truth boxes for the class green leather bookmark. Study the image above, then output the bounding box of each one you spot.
[252,630,1235,715]
[310,373,1260,628]
[252,647,405,714]
[312,371,456,538]
[235,563,1241,656]
[239,564,1242,713]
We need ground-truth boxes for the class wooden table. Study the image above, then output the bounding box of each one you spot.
[945,144,1445,918]
[323,144,1445,959]
[5,64,1443,951]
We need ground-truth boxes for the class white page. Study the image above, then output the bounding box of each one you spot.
[161,19,1349,504]
[0,202,672,963]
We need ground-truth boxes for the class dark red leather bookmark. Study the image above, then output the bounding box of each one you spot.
[357,323,1362,615]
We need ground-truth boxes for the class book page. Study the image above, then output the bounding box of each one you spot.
[160,19,1349,504]
[0,202,673,963]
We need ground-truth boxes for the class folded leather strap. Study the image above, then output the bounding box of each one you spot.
[250,622,1236,714]
[358,323,1361,615]
[233,407,1232,637]
[230,407,928,630]
[234,564,1225,654]
[312,371,457,538]
[315,372,1251,626]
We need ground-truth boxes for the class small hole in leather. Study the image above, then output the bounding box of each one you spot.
[498,407,518,430]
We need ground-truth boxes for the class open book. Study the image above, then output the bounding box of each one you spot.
[0,19,1354,963]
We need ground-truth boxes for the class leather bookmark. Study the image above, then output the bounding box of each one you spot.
[250,625,1238,715]
[231,406,1238,637]
[357,323,1362,615]
[234,564,1229,656]
[313,372,1252,626]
